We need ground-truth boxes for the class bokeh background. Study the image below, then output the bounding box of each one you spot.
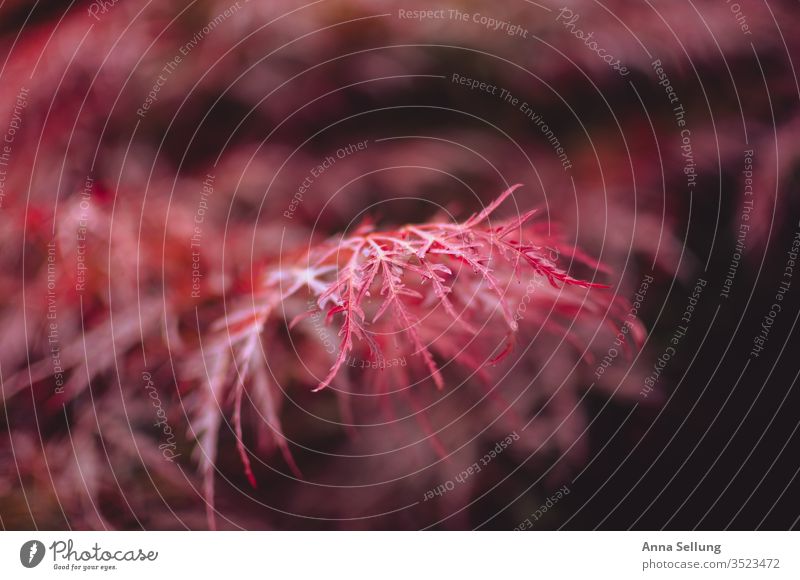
[1,0,799,530]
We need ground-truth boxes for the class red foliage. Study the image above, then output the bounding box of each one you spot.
[192,185,637,527]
